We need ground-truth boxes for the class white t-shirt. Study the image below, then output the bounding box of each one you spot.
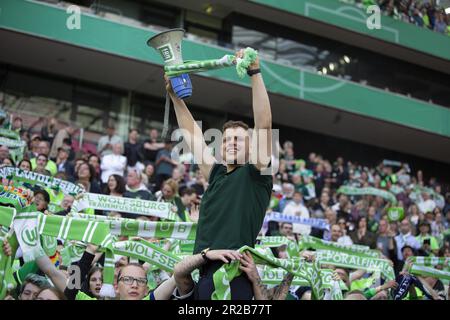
[282,201,311,235]
[100,153,127,183]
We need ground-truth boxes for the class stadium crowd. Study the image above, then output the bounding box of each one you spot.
[342,0,450,35]
[0,111,449,300]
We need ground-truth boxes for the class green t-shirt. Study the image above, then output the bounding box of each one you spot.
[193,163,272,254]
[30,158,58,176]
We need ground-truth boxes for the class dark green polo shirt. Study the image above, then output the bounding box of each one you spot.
[193,163,272,254]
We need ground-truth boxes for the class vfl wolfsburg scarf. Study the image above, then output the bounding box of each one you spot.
[408,264,450,281]
[263,212,330,231]
[0,167,84,196]
[70,193,176,220]
[409,185,445,204]
[211,246,325,300]
[13,210,46,262]
[298,235,379,258]
[0,136,26,162]
[71,213,196,239]
[337,186,397,204]
[60,241,87,266]
[0,128,20,140]
[112,239,180,273]
[0,136,26,148]
[315,249,395,280]
[0,207,18,300]
[36,213,116,297]
[403,256,450,281]
[0,186,31,210]
[164,47,258,79]
[406,256,449,268]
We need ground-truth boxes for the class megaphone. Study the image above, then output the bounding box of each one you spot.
[147,28,192,99]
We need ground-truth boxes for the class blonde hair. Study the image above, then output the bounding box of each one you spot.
[162,178,179,195]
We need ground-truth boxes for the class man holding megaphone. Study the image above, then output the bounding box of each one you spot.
[165,49,273,300]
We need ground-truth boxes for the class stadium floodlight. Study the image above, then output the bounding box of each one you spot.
[343,55,351,64]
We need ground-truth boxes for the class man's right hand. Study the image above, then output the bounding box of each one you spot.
[205,250,243,264]
[239,251,260,284]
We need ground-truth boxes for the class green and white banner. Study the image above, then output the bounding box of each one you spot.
[0,136,26,149]
[407,256,449,268]
[0,128,20,140]
[112,239,181,273]
[408,264,450,281]
[337,186,397,204]
[298,235,379,258]
[164,47,258,79]
[0,167,84,195]
[71,213,196,239]
[315,249,395,280]
[71,193,176,221]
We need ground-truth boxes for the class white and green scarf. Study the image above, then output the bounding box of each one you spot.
[211,246,325,300]
[298,235,379,258]
[337,186,397,204]
[0,166,84,196]
[315,249,395,280]
[71,193,176,220]
[71,213,196,239]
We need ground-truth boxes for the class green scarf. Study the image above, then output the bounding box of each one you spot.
[112,239,181,273]
[0,166,84,196]
[298,235,379,258]
[0,128,20,140]
[211,246,325,300]
[70,193,177,220]
[164,47,258,79]
[36,213,116,297]
[71,213,196,239]
[337,186,397,204]
[315,249,395,280]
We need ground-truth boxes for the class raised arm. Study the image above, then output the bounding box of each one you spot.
[246,53,272,171]
[153,276,177,300]
[173,250,242,295]
[165,76,216,180]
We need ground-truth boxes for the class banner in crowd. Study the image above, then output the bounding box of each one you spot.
[263,212,330,231]
[315,249,395,280]
[0,207,116,298]
[0,167,84,195]
[71,213,196,240]
[406,256,449,268]
[409,185,445,204]
[112,239,181,273]
[70,193,176,221]
[408,264,450,281]
[0,136,26,149]
[0,186,31,210]
[298,235,379,258]
[337,186,397,204]
[259,267,344,300]
[0,128,20,140]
